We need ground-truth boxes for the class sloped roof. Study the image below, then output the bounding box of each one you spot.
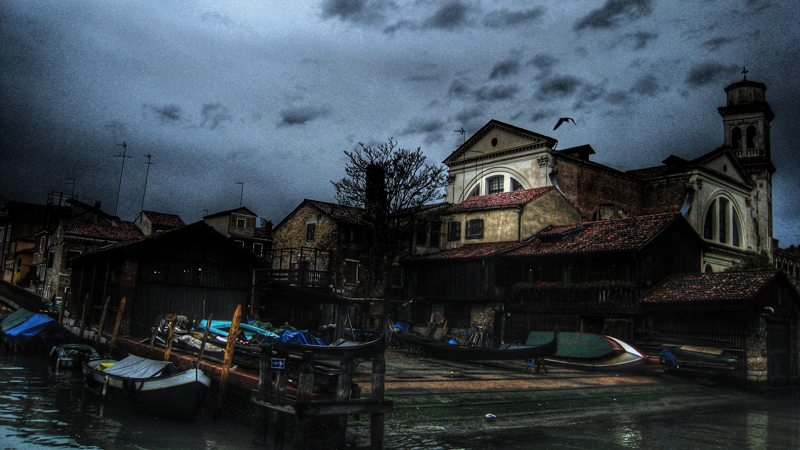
[142,210,185,228]
[627,146,754,188]
[408,241,524,261]
[506,213,685,257]
[443,119,557,165]
[203,206,258,219]
[305,200,364,225]
[62,220,143,242]
[449,186,555,212]
[641,270,783,303]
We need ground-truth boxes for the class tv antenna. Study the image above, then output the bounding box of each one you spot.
[114,142,132,217]
[65,178,76,198]
[235,182,244,207]
[141,154,154,213]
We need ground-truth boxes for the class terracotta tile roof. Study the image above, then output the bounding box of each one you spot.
[63,220,143,242]
[408,241,524,261]
[449,186,555,212]
[506,213,683,257]
[142,211,185,228]
[306,200,364,225]
[641,270,780,303]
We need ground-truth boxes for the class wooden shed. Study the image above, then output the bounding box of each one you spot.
[641,270,800,388]
[69,222,266,338]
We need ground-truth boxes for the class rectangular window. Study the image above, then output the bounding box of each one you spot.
[254,243,263,257]
[444,302,471,328]
[236,218,246,228]
[343,260,358,285]
[16,257,22,273]
[47,251,55,269]
[415,223,428,246]
[465,219,484,239]
[306,223,316,241]
[234,240,245,248]
[430,222,441,248]
[0,228,4,242]
[447,221,461,241]
[488,175,504,194]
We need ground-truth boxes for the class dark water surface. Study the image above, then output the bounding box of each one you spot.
[2,349,799,450]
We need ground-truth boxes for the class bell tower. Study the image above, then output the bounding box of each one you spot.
[718,68,775,255]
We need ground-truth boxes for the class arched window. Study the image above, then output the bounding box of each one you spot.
[468,185,480,198]
[746,126,757,150]
[731,127,742,150]
[487,175,504,194]
[511,178,524,191]
[704,264,713,273]
[702,197,743,247]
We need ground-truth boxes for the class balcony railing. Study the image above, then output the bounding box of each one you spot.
[267,269,331,288]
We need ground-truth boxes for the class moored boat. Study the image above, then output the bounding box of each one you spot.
[50,343,100,368]
[395,328,558,361]
[82,354,211,420]
[286,333,386,359]
[526,331,646,371]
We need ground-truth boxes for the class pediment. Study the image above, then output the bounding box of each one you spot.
[696,149,752,186]
[443,120,556,166]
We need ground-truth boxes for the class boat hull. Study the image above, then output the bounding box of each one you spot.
[52,343,100,368]
[526,331,623,360]
[287,334,386,360]
[82,358,211,420]
[395,329,558,361]
[544,336,646,371]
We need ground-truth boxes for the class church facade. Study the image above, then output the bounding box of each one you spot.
[442,78,775,273]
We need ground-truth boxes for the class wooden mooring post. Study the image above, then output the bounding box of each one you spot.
[251,347,392,450]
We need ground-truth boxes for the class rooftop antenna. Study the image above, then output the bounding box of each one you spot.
[235,182,244,207]
[202,209,209,217]
[742,66,748,81]
[114,142,132,217]
[141,154,154,213]
[65,178,76,198]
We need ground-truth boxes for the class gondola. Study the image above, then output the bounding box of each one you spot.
[526,331,646,371]
[82,354,211,420]
[286,333,386,360]
[394,328,558,361]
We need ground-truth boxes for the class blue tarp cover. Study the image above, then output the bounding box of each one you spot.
[1,311,78,349]
[275,329,326,347]
[0,308,35,333]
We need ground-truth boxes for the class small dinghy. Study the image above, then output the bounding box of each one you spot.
[82,354,211,420]
[51,343,100,368]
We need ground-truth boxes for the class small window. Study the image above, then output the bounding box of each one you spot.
[465,219,484,239]
[511,178,524,191]
[344,260,358,285]
[66,250,81,269]
[430,222,442,248]
[468,185,480,198]
[47,251,55,269]
[234,240,245,248]
[447,222,461,241]
[443,302,471,328]
[487,175,504,194]
[306,223,316,241]
[731,127,742,150]
[746,125,757,149]
[236,218,247,228]
[416,223,428,246]
[16,257,22,273]
[254,243,263,257]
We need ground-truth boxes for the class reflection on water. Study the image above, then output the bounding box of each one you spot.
[1,348,798,450]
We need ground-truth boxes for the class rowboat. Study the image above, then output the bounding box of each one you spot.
[286,333,386,359]
[525,331,646,371]
[82,354,211,420]
[50,343,100,368]
[394,328,558,361]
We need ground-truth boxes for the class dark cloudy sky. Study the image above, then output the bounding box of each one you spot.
[2,0,798,246]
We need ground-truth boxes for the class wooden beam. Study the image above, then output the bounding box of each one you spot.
[94,296,111,350]
[214,304,242,419]
[108,297,126,352]
[163,313,177,361]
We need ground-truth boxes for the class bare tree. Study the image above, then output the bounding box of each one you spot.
[331,138,447,329]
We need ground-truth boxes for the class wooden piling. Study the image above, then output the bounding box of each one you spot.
[94,296,111,350]
[334,353,355,445]
[370,353,386,450]
[108,297,126,353]
[77,294,89,342]
[252,341,274,445]
[163,313,178,361]
[214,304,242,419]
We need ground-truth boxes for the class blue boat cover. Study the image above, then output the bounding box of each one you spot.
[0,308,35,333]
[1,310,78,349]
[102,354,173,378]
[275,329,326,348]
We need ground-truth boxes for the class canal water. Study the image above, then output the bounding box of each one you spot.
[1,348,798,450]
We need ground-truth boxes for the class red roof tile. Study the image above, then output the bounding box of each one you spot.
[408,241,524,261]
[63,220,143,242]
[641,270,780,303]
[449,187,555,212]
[306,200,364,225]
[507,213,683,257]
[143,211,185,228]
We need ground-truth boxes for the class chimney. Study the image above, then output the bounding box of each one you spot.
[94,200,102,209]
[364,164,387,225]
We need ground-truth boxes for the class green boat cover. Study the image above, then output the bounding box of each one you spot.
[526,331,619,359]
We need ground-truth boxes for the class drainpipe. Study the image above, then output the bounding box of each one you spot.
[516,208,523,242]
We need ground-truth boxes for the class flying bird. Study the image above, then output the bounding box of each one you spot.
[553,117,576,130]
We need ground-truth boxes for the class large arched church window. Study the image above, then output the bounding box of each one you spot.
[703,196,742,247]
